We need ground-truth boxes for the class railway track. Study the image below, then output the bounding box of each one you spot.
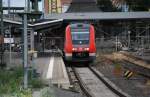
[71,66,130,97]
[95,54,150,97]
[103,52,150,78]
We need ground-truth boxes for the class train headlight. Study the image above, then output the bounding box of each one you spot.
[72,48,77,51]
[85,48,89,51]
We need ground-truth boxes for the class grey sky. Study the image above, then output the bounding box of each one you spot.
[3,0,25,7]
[3,0,42,10]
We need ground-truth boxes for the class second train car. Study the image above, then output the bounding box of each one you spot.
[64,23,96,62]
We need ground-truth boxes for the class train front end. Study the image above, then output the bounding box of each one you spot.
[64,23,96,62]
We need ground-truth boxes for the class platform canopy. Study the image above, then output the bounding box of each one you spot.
[3,19,63,30]
[45,12,150,20]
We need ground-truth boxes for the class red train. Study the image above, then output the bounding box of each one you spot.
[64,23,96,62]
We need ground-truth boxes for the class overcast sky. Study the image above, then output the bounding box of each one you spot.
[3,0,42,10]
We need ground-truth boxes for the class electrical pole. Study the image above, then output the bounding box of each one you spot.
[31,0,38,11]
[0,0,4,67]
[28,0,30,12]
[23,0,28,89]
[116,36,118,51]
[141,37,144,58]
[35,0,38,11]
[8,0,10,15]
[19,0,41,89]
[9,26,12,65]
[23,13,28,89]
[0,0,3,36]
[128,31,131,49]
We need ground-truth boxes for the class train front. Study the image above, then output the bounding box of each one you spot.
[64,23,96,62]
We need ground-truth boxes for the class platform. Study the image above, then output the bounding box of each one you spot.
[34,56,70,89]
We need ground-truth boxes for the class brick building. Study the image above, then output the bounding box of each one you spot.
[44,0,72,14]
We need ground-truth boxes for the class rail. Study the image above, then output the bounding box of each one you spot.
[71,66,130,97]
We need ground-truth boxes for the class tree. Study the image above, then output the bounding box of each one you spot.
[126,0,150,11]
[97,0,118,12]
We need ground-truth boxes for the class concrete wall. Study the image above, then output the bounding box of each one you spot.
[4,52,22,67]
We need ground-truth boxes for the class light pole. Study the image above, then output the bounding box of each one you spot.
[128,31,131,49]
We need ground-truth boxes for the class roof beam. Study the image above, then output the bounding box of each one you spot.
[45,12,150,20]
[3,19,63,27]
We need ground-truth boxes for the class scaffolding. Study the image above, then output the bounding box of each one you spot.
[95,20,150,52]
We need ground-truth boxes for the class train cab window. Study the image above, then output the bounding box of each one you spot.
[71,31,89,45]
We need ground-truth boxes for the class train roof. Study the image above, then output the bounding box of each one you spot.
[70,23,91,28]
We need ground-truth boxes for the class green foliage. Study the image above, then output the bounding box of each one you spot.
[97,0,118,11]
[97,0,150,11]
[0,67,23,94]
[0,67,32,96]
[40,87,55,97]
[125,0,150,11]
[11,89,32,97]
[30,78,44,89]
[2,89,32,97]
[0,67,44,96]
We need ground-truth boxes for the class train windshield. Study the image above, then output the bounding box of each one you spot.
[71,31,89,45]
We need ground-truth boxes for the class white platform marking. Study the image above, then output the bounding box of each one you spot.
[46,57,54,79]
